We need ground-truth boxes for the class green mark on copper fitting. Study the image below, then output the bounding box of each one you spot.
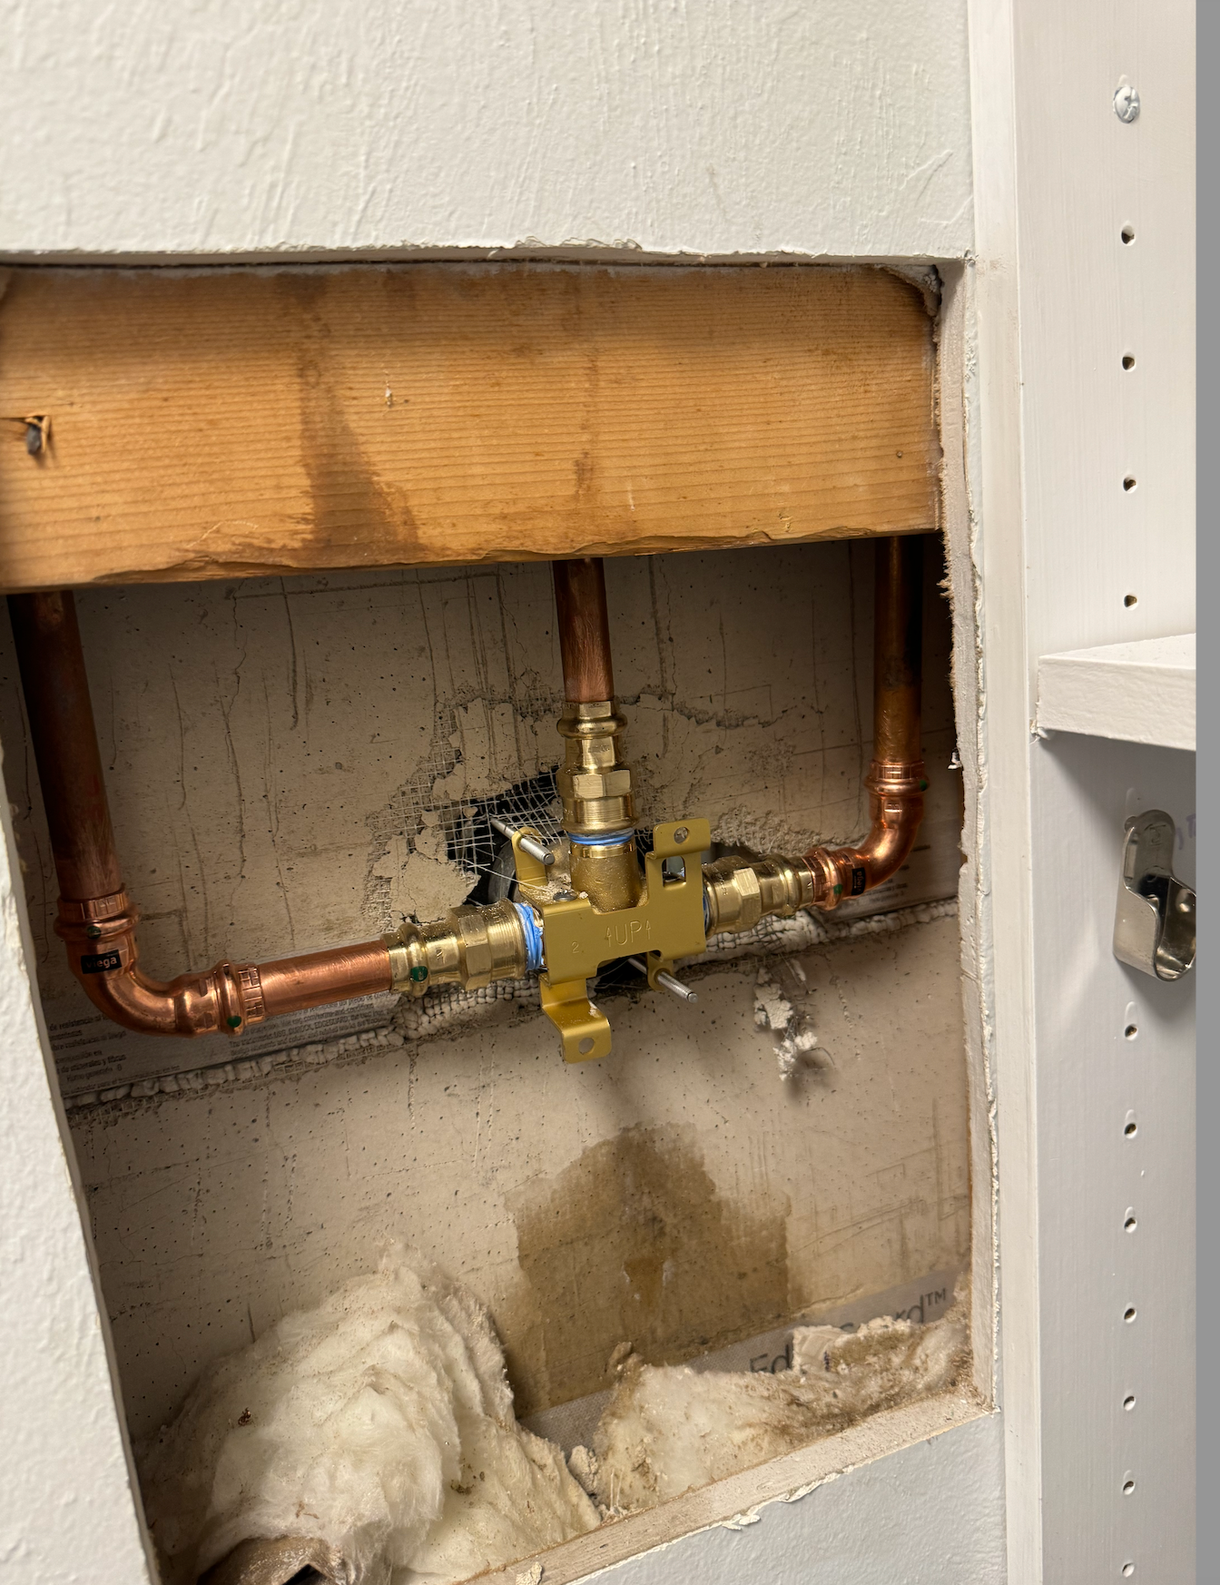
[85,924,101,939]
[226,1014,242,1029]
[409,965,428,983]
[833,883,843,898]
[919,778,929,791]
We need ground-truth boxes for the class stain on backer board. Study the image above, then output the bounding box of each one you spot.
[504,1123,791,1417]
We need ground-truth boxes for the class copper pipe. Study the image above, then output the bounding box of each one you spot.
[9,590,392,1038]
[8,592,123,902]
[552,557,614,702]
[802,536,926,907]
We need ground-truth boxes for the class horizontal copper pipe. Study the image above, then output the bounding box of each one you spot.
[803,536,926,906]
[552,557,615,702]
[10,590,392,1039]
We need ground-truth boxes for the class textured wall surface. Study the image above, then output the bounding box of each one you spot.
[0,0,972,260]
[0,792,153,1582]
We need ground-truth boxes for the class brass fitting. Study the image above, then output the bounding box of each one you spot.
[384,900,529,996]
[556,700,636,836]
[702,854,817,938]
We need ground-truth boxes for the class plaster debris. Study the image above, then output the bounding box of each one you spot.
[752,961,824,1077]
[140,1247,598,1585]
[588,1297,968,1514]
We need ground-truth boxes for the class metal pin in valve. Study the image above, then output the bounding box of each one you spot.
[629,957,698,1004]
[490,815,555,866]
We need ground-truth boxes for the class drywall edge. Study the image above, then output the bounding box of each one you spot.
[938,259,999,1406]
[0,741,154,1582]
[479,1397,1000,1585]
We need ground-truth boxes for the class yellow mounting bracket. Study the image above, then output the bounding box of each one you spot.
[523,818,711,1062]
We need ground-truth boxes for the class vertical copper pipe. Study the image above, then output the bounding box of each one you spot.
[800,534,927,905]
[552,557,615,702]
[872,535,923,763]
[8,592,124,903]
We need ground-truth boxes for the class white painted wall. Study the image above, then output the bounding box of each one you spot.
[589,1411,1004,1585]
[0,0,972,261]
[0,789,153,1583]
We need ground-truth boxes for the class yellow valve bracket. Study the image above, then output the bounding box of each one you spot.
[538,975,612,1062]
[522,818,711,1060]
[509,826,550,888]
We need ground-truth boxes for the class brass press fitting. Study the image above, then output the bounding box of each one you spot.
[556,701,636,835]
[702,853,817,938]
[384,900,530,996]
[557,698,643,912]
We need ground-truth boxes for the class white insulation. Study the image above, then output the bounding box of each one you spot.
[140,1248,598,1584]
[584,1299,969,1514]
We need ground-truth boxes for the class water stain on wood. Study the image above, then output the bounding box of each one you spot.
[503,1123,791,1416]
[279,271,420,563]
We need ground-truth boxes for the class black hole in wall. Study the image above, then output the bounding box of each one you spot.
[1122,354,1136,369]
[1124,594,1138,607]
[1121,225,1136,243]
[1123,476,1137,491]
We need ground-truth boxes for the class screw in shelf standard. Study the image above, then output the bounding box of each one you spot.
[1114,83,1140,122]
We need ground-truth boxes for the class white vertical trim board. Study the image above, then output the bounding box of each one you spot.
[968,0,1196,1579]
[963,2,1043,1578]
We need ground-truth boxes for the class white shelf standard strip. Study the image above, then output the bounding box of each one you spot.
[1036,634,1195,751]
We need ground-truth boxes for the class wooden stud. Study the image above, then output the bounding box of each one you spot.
[0,263,938,590]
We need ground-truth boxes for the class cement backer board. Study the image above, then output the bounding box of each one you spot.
[0,540,963,1097]
[69,914,970,1446]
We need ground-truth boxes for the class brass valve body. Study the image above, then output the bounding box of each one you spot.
[569,834,645,912]
[385,900,529,996]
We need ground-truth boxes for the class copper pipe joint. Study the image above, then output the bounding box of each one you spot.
[54,888,391,1037]
[552,558,615,702]
[10,588,396,1039]
[801,535,926,909]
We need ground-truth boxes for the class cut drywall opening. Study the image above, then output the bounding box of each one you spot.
[0,535,985,1581]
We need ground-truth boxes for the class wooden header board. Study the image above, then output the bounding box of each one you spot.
[0,263,938,591]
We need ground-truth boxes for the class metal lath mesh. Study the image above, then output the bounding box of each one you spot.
[444,768,563,901]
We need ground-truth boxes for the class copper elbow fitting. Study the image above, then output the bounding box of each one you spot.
[802,759,927,910]
[57,891,392,1037]
[57,892,262,1036]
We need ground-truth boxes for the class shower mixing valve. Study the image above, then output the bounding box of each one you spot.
[519,817,711,1062]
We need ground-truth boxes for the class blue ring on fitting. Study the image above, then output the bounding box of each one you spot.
[513,901,544,971]
[567,828,636,846]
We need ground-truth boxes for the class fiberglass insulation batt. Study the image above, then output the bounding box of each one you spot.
[140,1248,598,1584]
